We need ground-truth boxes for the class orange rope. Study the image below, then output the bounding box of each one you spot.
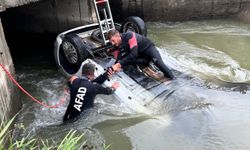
[0,63,66,108]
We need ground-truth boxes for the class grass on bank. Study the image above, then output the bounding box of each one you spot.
[0,116,110,150]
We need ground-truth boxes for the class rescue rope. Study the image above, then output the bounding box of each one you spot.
[0,63,66,108]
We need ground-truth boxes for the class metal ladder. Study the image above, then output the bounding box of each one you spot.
[93,0,115,45]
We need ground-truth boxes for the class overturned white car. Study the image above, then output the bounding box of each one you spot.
[54,0,176,114]
[54,16,147,78]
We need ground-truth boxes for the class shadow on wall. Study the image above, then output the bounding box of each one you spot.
[0,0,99,67]
[0,4,58,67]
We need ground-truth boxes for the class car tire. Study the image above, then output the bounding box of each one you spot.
[121,16,147,36]
[58,33,91,76]
[62,34,90,65]
[91,29,103,44]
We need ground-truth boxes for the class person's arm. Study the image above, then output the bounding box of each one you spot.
[119,32,139,66]
[94,82,120,95]
[92,67,115,84]
[94,84,113,95]
[69,75,79,84]
[67,75,79,89]
[63,76,80,122]
[92,72,108,84]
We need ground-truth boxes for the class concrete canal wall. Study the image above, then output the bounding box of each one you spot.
[120,0,250,21]
[0,20,20,122]
[235,2,250,23]
[0,0,39,122]
[2,0,250,34]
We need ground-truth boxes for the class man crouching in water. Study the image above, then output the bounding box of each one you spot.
[63,62,119,122]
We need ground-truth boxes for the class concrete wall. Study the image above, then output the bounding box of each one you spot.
[1,0,97,34]
[0,0,40,12]
[235,2,250,23]
[0,0,39,123]
[0,19,21,122]
[121,0,250,21]
[2,0,250,35]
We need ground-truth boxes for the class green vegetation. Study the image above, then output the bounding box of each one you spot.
[0,116,110,150]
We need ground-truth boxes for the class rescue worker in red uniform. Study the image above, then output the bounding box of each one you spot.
[107,29,174,79]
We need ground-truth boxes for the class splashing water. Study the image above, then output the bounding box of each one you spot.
[12,19,250,150]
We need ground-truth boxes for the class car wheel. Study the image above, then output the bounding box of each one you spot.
[91,29,103,44]
[58,34,91,77]
[121,16,147,36]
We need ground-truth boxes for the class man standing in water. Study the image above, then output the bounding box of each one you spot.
[63,62,119,121]
[107,29,174,80]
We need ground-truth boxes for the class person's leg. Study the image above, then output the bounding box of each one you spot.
[144,46,175,79]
